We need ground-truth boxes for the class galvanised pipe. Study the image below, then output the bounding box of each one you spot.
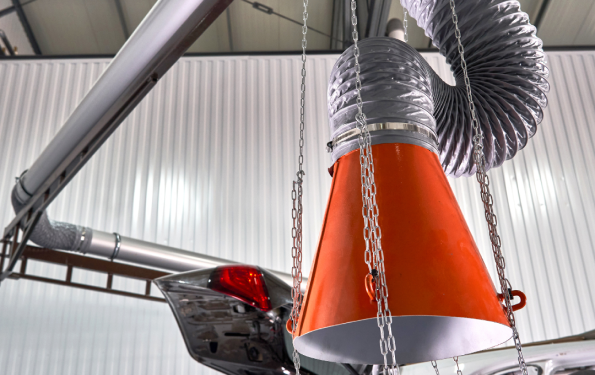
[10,0,232,253]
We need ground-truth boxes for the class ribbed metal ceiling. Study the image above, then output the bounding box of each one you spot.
[0,0,593,56]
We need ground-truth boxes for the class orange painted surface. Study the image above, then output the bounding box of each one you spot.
[297,143,509,337]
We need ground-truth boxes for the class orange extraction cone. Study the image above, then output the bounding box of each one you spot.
[293,142,512,364]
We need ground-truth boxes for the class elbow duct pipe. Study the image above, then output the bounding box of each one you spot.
[328,0,549,177]
[7,0,232,269]
[11,180,297,287]
[11,185,92,252]
[11,188,298,288]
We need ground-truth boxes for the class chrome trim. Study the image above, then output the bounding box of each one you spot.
[76,227,87,252]
[329,122,438,151]
[111,232,121,260]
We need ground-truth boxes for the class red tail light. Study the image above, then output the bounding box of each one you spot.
[208,265,272,312]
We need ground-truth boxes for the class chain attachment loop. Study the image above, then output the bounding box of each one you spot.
[454,357,463,375]
[448,1,528,374]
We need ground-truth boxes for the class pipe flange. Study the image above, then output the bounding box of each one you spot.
[75,227,87,253]
[111,232,121,260]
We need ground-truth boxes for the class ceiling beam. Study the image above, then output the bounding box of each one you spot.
[533,0,552,33]
[242,0,337,45]
[343,0,351,49]
[0,0,35,19]
[11,0,41,55]
[114,0,130,40]
[366,0,392,38]
[330,0,339,49]
[0,5,16,18]
[226,8,233,52]
[357,0,368,37]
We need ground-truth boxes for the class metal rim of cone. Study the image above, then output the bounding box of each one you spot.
[294,315,511,364]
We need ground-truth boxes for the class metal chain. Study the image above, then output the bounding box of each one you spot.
[431,361,440,375]
[350,1,399,374]
[290,1,308,374]
[454,357,463,375]
[403,8,409,43]
[448,1,528,375]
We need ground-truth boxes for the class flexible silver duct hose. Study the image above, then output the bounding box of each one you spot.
[328,0,549,176]
[11,183,93,252]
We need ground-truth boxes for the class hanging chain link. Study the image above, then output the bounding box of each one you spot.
[448,1,528,375]
[403,8,409,43]
[350,1,399,374]
[290,1,308,374]
[454,357,463,375]
[431,361,440,375]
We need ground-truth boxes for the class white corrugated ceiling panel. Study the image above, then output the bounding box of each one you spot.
[119,0,155,32]
[186,11,231,53]
[0,11,35,55]
[223,0,333,52]
[0,50,594,374]
[537,0,595,46]
[22,0,334,55]
[11,0,595,55]
[23,0,126,55]
[120,0,232,54]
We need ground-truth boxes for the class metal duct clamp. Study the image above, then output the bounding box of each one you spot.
[110,233,121,261]
[327,122,438,153]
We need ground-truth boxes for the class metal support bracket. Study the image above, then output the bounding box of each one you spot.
[1,0,234,282]
[0,243,168,302]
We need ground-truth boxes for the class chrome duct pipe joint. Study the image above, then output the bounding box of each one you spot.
[328,0,549,176]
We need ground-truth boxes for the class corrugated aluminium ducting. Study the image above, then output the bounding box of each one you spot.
[329,0,549,176]
[11,188,92,252]
[0,51,594,374]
